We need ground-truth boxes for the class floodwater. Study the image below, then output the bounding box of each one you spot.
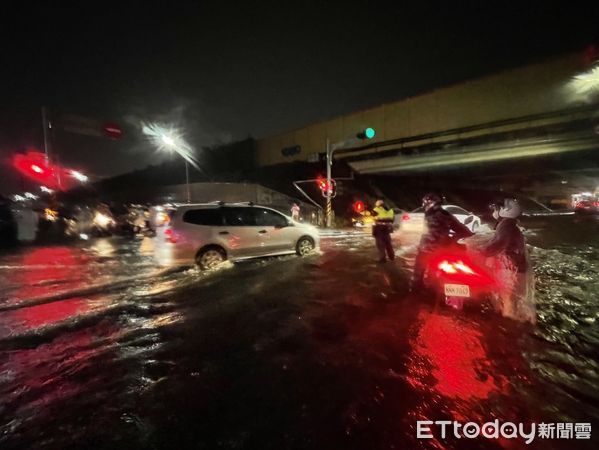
[0,215,597,449]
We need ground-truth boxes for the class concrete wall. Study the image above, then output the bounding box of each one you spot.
[256,52,591,166]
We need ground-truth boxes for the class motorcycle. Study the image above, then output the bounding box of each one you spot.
[425,243,496,310]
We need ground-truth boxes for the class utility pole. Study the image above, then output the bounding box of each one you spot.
[324,128,376,228]
[41,106,51,162]
[185,160,191,203]
[325,138,333,227]
[42,106,62,189]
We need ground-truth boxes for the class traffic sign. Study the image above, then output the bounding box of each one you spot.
[103,123,123,140]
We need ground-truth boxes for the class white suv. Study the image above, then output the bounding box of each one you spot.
[161,203,320,269]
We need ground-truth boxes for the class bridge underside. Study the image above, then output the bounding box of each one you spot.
[340,106,599,177]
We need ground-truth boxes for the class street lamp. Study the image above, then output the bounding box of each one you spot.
[142,122,198,204]
[161,135,176,147]
[324,127,377,227]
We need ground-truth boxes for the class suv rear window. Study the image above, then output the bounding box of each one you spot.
[182,208,223,226]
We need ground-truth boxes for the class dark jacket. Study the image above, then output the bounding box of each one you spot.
[481,218,528,272]
[418,205,473,252]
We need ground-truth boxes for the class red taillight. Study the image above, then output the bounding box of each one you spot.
[431,252,494,287]
[402,213,410,221]
[438,260,457,274]
[438,260,476,275]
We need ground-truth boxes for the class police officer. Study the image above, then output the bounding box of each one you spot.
[371,199,395,262]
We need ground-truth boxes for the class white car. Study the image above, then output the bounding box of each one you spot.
[159,202,320,269]
[399,204,482,234]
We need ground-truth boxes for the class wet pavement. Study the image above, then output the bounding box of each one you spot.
[0,215,598,449]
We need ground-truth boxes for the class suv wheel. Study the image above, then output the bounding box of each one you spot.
[196,247,226,270]
[296,237,315,256]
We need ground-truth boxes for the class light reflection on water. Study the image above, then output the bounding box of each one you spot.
[407,310,507,403]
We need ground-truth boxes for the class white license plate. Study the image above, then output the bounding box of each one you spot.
[444,284,470,297]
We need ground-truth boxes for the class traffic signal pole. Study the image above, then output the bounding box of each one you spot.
[185,160,191,203]
[41,106,50,162]
[325,138,333,228]
[324,128,375,227]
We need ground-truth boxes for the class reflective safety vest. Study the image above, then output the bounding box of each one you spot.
[372,206,394,223]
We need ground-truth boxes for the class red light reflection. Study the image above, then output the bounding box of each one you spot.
[407,311,507,401]
[10,247,91,303]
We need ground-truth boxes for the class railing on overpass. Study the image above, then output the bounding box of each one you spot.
[348,129,599,174]
[333,103,599,165]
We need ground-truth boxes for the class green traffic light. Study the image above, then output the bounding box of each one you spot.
[365,127,376,139]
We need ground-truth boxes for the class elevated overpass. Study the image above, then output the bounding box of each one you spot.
[256,50,599,180]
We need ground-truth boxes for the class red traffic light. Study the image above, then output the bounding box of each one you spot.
[30,164,45,174]
[316,177,336,197]
[103,122,123,140]
[317,177,330,191]
[13,151,85,191]
[353,200,365,213]
[14,152,57,188]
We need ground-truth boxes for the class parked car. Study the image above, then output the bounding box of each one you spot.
[573,199,599,214]
[399,204,482,234]
[160,202,320,269]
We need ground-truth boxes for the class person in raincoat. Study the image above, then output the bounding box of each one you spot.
[480,199,536,324]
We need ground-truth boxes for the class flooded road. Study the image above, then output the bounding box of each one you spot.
[0,216,597,449]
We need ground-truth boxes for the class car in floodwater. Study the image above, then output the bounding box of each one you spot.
[573,199,599,214]
[159,202,320,269]
[399,204,482,234]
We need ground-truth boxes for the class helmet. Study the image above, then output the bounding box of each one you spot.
[422,193,442,205]
[375,199,384,207]
[499,198,522,219]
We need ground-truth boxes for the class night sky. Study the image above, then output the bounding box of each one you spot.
[1,1,598,194]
